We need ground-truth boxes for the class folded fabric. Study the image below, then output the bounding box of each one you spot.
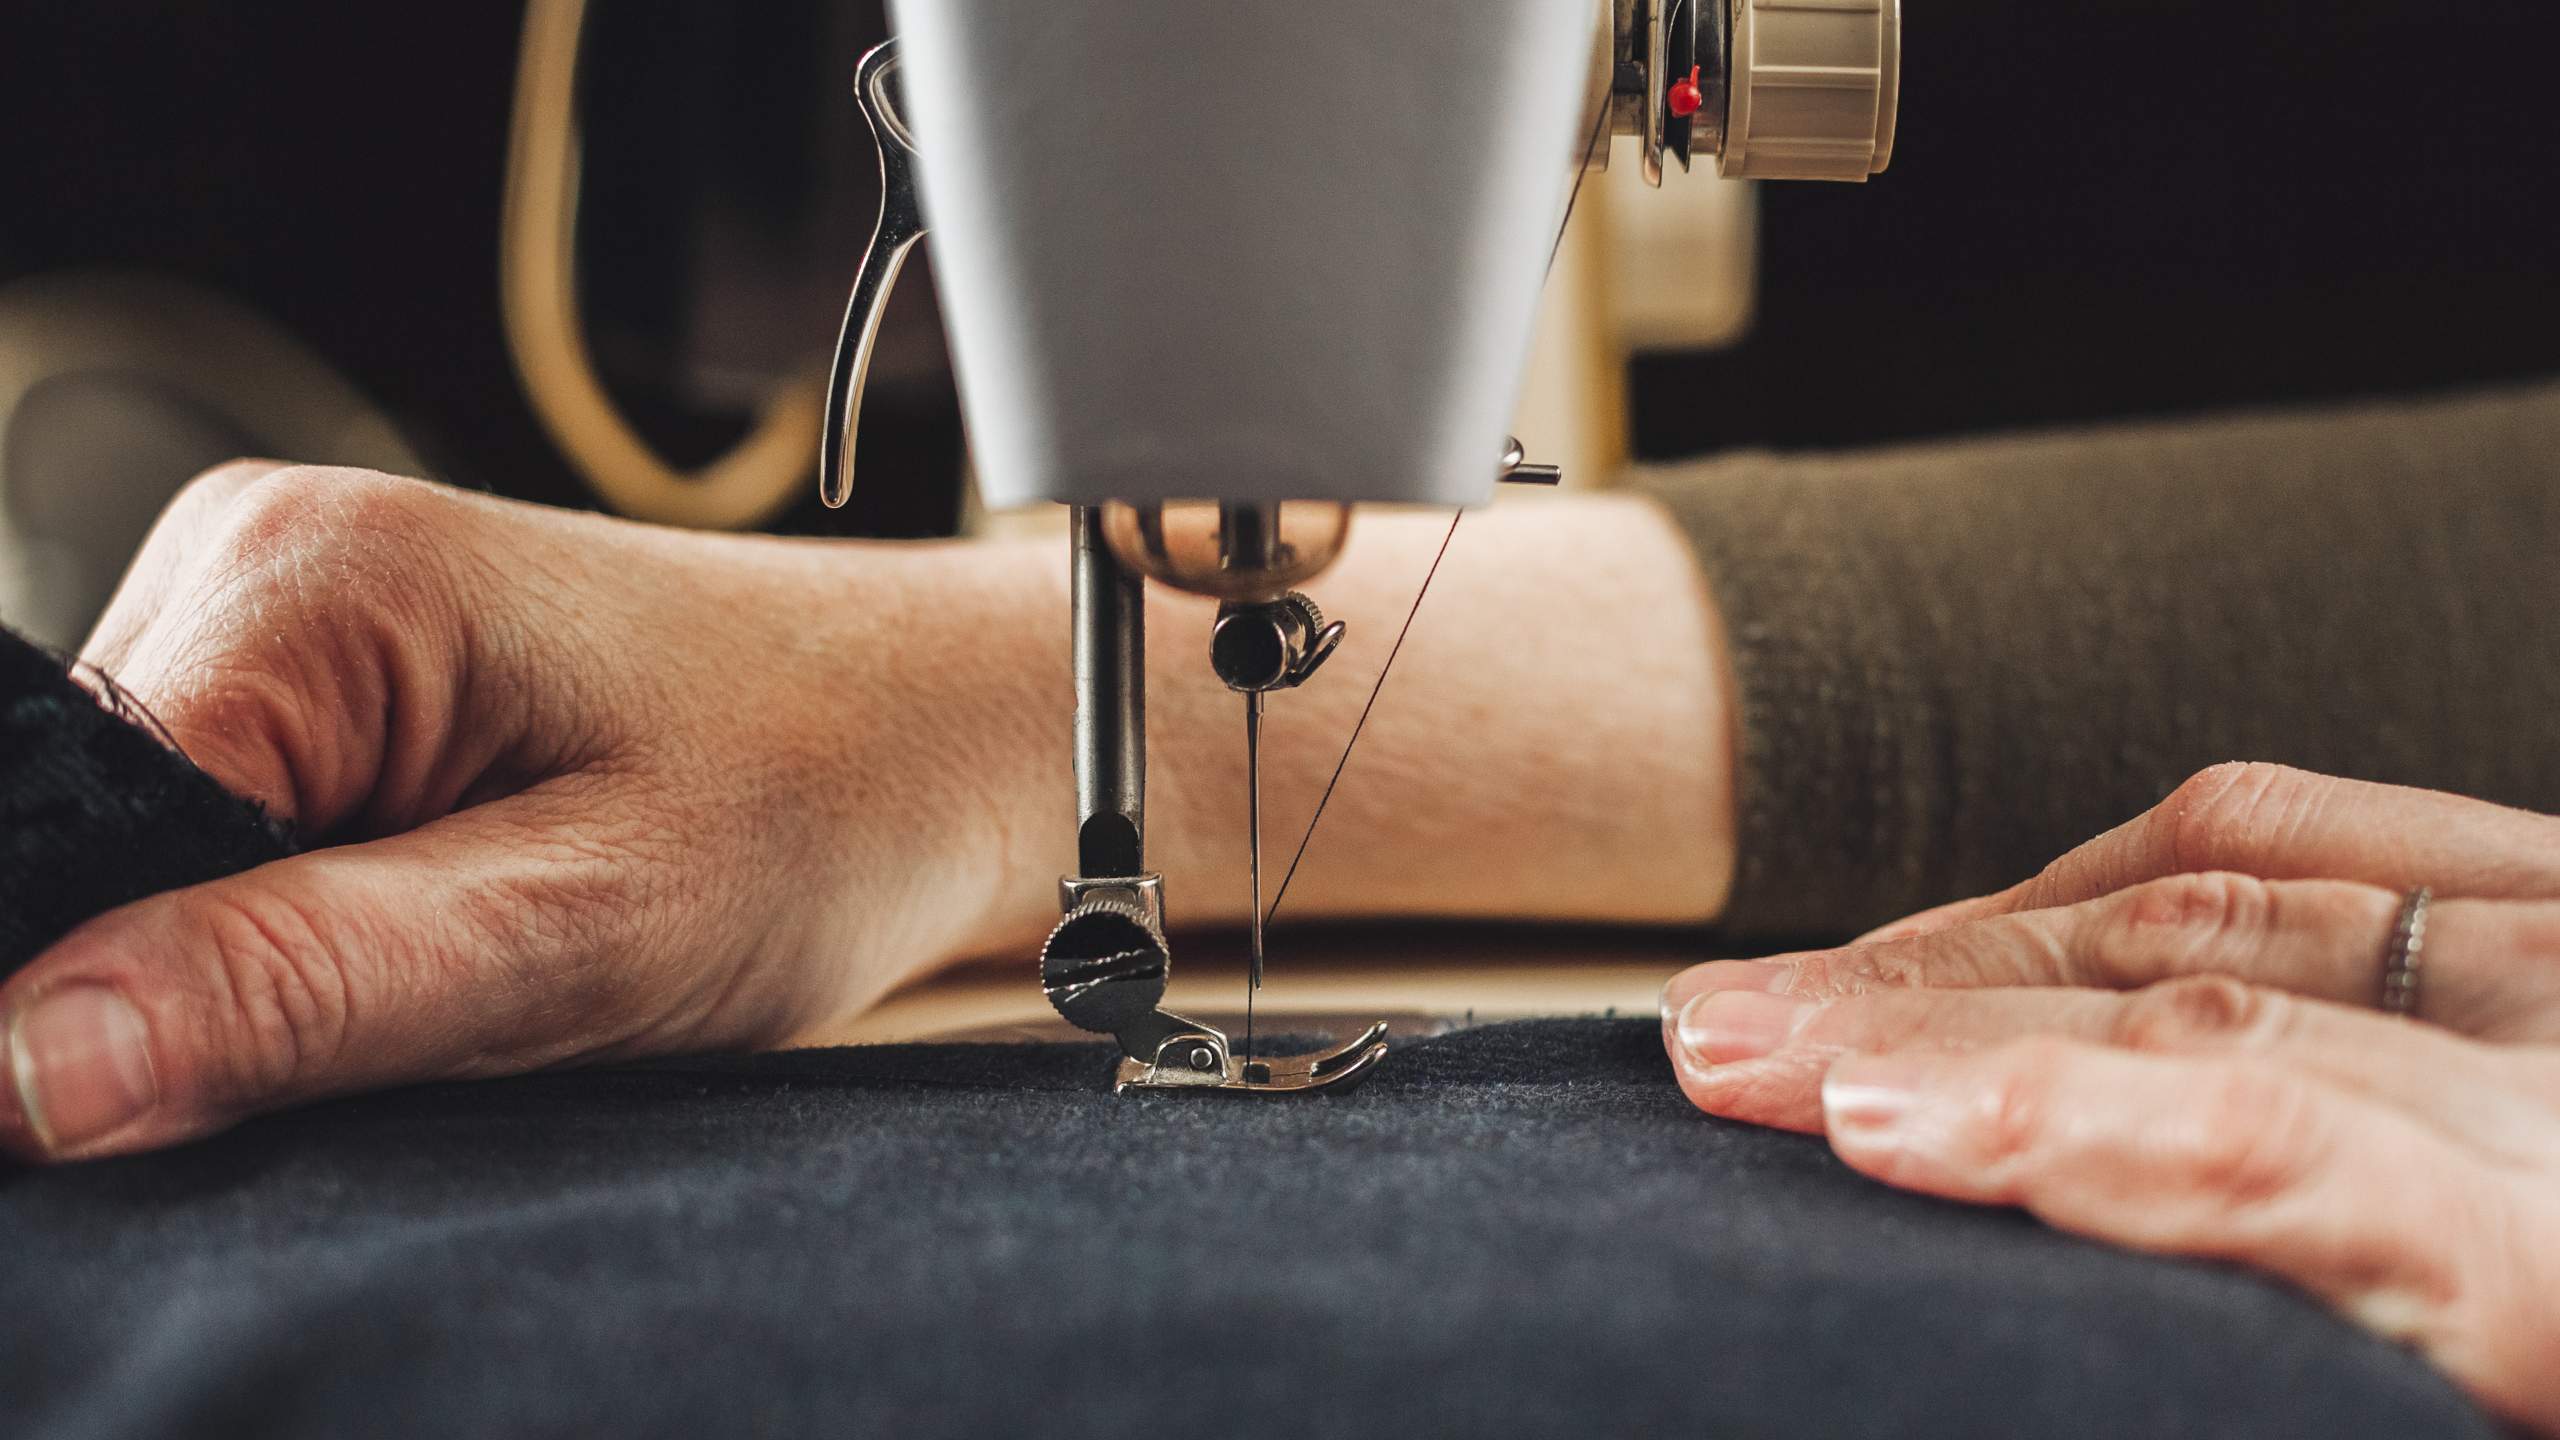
[0,624,293,980]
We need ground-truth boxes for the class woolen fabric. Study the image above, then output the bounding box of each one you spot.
[0,1020,2494,1438]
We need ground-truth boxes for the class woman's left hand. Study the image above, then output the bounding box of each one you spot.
[1662,762,2560,1434]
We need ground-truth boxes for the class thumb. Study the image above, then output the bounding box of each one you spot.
[1,794,682,1162]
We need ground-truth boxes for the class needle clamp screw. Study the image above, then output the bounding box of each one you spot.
[1211,593,1345,693]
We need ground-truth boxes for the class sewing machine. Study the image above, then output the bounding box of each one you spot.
[818,0,1898,1093]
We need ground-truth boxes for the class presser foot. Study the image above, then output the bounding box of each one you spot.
[1041,885,1389,1096]
[1114,1019,1390,1096]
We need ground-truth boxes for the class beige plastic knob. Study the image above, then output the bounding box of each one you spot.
[1720,0,1901,182]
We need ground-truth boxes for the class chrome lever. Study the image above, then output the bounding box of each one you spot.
[820,38,928,510]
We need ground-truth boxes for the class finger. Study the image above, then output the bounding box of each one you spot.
[0,784,758,1163]
[79,459,297,675]
[76,465,493,834]
[1845,761,2560,949]
[1669,976,2560,1158]
[1978,762,2560,927]
[1668,982,2121,1132]
[1852,893,2009,945]
[1674,874,2560,1041]
[1818,1041,2558,1432]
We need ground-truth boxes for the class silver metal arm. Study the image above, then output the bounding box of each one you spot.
[818,39,926,511]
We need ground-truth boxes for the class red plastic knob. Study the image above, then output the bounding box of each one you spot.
[1667,64,1704,119]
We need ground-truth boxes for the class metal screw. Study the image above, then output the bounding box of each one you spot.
[1188,1045,1218,1072]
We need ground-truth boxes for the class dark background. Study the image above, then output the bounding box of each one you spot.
[1639,0,2560,455]
[5,1,2556,531]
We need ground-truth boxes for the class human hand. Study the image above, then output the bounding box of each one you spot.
[2,462,1068,1164]
[1662,763,2560,1433]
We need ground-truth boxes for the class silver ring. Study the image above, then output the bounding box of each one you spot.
[2378,886,2431,1017]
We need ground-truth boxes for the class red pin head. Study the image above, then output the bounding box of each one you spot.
[1667,64,1704,119]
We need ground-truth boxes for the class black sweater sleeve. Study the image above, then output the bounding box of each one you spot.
[1640,379,2560,939]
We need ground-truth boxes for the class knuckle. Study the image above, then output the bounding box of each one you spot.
[2161,762,2317,876]
[2112,974,2277,1051]
[215,465,440,562]
[169,458,293,520]
[177,467,461,690]
[1788,945,1924,998]
[1795,921,2058,999]
[2088,871,2276,986]
[1969,1046,2327,1214]
[182,885,354,1102]
[157,666,307,796]
[1972,1038,2078,1171]
[2174,1066,2326,1208]
[1780,951,1856,998]
[2511,910,2560,973]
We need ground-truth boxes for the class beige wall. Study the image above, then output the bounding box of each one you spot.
[1509,143,1758,492]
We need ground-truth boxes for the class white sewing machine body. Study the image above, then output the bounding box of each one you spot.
[862,0,1897,513]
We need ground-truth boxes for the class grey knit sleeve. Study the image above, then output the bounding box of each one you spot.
[1638,379,2560,939]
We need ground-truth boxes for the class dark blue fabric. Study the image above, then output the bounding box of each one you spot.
[0,1019,2492,1439]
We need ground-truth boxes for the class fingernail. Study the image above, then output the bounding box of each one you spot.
[1674,991,1816,1066]
[1821,1055,1990,1193]
[1659,960,1793,1030]
[8,985,158,1156]
[1824,1047,1985,1165]
[1662,961,1795,1052]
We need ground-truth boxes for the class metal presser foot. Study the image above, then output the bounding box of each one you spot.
[1115,1019,1391,1097]
[1042,878,1389,1095]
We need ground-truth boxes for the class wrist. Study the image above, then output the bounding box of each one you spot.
[853,534,1076,977]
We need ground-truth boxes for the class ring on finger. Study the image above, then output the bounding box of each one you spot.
[2377,886,2431,1018]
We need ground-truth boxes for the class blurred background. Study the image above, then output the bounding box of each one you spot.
[5,0,2558,649]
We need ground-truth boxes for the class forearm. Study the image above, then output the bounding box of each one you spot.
[1648,379,2560,938]
[894,495,1738,972]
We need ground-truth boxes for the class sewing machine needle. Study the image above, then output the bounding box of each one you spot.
[1245,688,1266,1061]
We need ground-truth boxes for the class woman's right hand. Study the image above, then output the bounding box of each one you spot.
[4,461,1068,1163]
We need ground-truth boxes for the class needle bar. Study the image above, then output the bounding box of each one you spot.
[1244,688,1265,1064]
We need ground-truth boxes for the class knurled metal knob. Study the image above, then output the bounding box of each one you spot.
[1039,898,1169,1037]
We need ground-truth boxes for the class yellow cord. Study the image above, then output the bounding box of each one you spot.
[500,0,822,530]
